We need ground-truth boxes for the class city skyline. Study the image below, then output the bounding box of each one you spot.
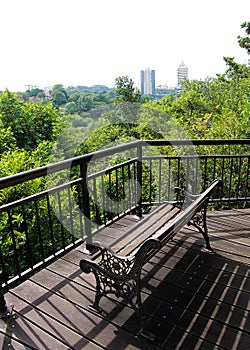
[23,63,184,93]
[0,0,249,92]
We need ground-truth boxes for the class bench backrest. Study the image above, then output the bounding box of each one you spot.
[140,179,223,263]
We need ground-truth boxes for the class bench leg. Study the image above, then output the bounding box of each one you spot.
[196,219,212,250]
[124,277,156,341]
[88,270,104,313]
[190,202,213,251]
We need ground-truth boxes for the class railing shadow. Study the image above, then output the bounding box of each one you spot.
[2,231,249,349]
[107,240,250,349]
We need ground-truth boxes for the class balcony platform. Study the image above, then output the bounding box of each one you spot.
[1,208,249,349]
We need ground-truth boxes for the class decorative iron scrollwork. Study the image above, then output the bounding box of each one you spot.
[79,238,161,321]
[189,210,204,228]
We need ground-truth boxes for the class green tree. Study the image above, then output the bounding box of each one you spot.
[237,21,250,55]
[0,90,63,150]
[115,76,142,103]
[51,84,68,107]
[64,101,78,115]
[222,56,250,79]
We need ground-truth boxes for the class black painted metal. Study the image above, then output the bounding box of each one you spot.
[0,285,6,313]
[0,139,249,307]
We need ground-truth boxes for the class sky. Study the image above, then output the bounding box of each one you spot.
[0,0,249,92]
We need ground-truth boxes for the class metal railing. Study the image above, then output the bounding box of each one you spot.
[0,139,249,313]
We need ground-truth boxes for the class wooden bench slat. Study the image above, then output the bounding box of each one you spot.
[94,203,174,253]
[111,204,174,251]
[119,206,181,256]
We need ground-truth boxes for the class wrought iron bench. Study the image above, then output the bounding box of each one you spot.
[79,179,223,335]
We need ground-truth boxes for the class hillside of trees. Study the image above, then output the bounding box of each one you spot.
[0,22,249,180]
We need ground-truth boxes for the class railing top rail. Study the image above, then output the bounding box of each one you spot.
[0,140,141,189]
[143,154,250,160]
[144,139,250,146]
[0,139,249,190]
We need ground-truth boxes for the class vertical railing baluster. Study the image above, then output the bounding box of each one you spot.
[101,174,107,225]
[93,178,101,225]
[149,158,153,204]
[221,157,225,185]
[115,168,119,215]
[8,209,21,276]
[158,158,162,203]
[244,156,250,200]
[67,186,75,244]
[228,157,234,203]
[134,160,137,206]
[194,157,199,193]
[76,183,85,241]
[56,192,66,249]
[168,158,171,201]
[203,157,208,190]
[122,165,126,213]
[80,161,92,249]
[236,157,242,203]
[46,193,56,255]
[177,157,181,188]
[186,157,190,190]
[21,204,33,269]
[136,142,142,218]
[213,156,216,181]
[128,164,132,209]
[108,171,112,219]
[34,199,44,261]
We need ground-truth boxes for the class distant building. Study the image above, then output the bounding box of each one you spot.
[140,67,155,96]
[177,61,188,85]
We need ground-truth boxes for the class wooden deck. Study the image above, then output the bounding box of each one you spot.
[1,208,249,349]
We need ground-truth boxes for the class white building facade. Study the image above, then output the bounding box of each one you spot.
[177,62,188,85]
[140,67,155,95]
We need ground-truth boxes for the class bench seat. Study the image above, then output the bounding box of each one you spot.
[79,179,223,335]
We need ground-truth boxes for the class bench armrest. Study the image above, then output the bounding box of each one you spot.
[80,238,161,279]
[174,179,223,208]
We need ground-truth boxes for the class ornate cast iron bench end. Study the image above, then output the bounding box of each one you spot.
[79,238,161,321]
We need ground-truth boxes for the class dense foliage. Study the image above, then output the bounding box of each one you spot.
[0,90,64,179]
[0,22,249,281]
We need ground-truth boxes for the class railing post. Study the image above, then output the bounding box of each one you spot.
[136,142,143,218]
[0,285,12,318]
[0,285,6,313]
[80,161,93,252]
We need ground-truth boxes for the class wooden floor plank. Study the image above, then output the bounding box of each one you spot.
[171,225,250,263]
[0,329,35,350]
[6,279,160,350]
[2,209,250,350]
[29,260,247,349]
[1,296,94,350]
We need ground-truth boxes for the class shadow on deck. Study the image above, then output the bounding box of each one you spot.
[1,209,249,349]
